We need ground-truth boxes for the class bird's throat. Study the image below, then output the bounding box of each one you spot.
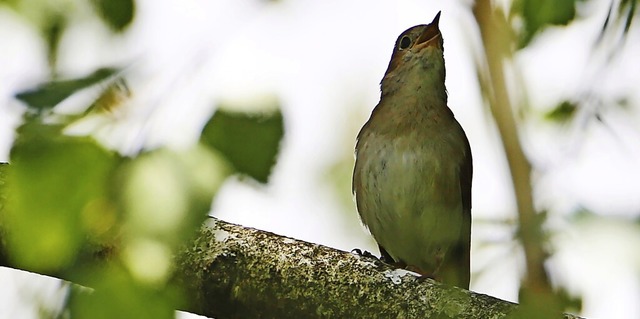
[380,50,447,108]
[381,69,447,116]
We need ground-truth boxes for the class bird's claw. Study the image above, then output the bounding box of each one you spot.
[351,248,379,260]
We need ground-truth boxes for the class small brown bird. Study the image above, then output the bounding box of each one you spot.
[352,12,472,289]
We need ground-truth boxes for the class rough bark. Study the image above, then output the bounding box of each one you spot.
[173,217,582,319]
[0,215,584,318]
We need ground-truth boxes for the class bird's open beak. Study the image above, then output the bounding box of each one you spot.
[414,12,442,51]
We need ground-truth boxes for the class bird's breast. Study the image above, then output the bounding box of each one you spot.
[353,125,466,268]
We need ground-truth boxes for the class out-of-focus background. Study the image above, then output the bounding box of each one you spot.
[0,0,639,318]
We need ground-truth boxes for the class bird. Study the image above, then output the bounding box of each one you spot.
[352,12,472,289]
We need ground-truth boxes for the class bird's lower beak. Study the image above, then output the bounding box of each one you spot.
[414,28,441,51]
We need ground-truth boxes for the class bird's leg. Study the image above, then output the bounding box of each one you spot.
[350,248,378,260]
[378,245,395,264]
[379,245,411,269]
[351,245,402,266]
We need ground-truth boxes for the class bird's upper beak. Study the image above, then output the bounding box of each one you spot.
[414,12,442,51]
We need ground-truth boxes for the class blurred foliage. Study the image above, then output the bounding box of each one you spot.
[544,100,578,123]
[2,114,192,318]
[478,0,639,317]
[0,163,7,266]
[91,0,135,32]
[3,79,281,317]
[201,107,284,183]
[6,117,117,272]
[15,68,119,110]
[43,11,66,70]
[84,78,131,115]
[2,0,134,69]
[600,0,638,41]
[0,163,7,210]
[68,265,179,319]
[1,2,284,317]
[510,288,582,319]
[512,0,580,48]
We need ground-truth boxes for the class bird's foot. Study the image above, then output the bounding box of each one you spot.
[351,249,402,268]
[351,248,379,260]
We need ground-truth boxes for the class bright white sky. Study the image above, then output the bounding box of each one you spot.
[1,0,640,318]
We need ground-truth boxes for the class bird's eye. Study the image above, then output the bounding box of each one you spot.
[399,35,412,50]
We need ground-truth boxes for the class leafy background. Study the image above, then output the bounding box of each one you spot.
[0,0,639,318]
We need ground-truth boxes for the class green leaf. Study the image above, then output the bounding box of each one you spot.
[15,67,119,110]
[92,0,135,32]
[69,265,176,319]
[544,100,577,123]
[5,117,116,272]
[515,0,579,47]
[200,108,284,183]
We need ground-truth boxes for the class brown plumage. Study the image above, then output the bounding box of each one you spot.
[352,12,472,288]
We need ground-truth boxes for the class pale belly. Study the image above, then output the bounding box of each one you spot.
[355,134,464,272]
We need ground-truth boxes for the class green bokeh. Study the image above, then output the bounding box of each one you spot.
[6,118,116,272]
[545,100,577,123]
[91,0,135,32]
[514,0,579,47]
[69,265,177,319]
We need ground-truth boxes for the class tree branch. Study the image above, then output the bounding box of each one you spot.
[174,217,580,318]
[0,215,583,318]
[472,1,552,294]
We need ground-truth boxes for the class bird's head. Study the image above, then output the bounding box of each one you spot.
[381,12,445,97]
